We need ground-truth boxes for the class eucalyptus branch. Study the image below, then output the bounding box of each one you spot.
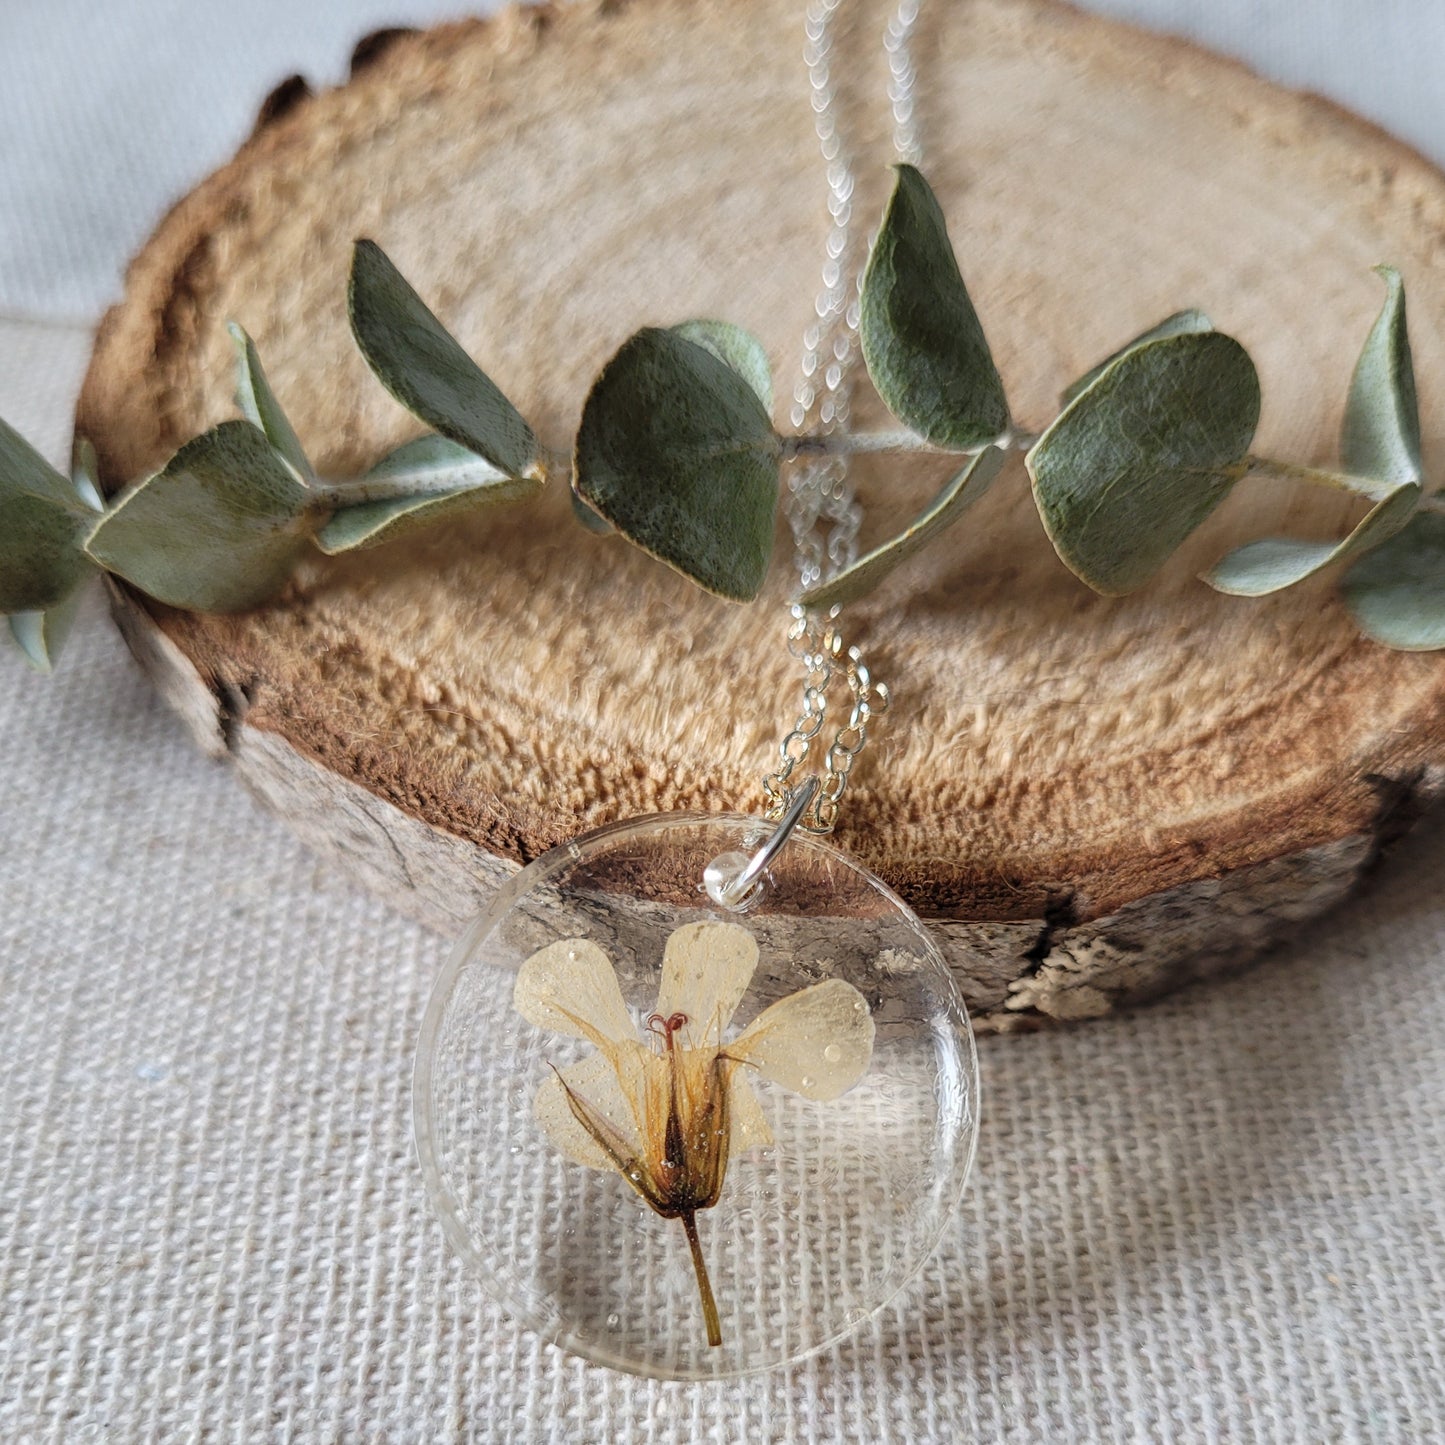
[782,424,1039,462]
[3,167,1442,670]
[310,445,561,506]
[1243,455,1400,503]
[783,428,955,460]
[786,428,930,459]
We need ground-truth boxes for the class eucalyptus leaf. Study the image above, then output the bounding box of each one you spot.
[70,436,105,513]
[1027,331,1261,595]
[859,164,1009,450]
[316,435,540,553]
[1342,512,1445,651]
[1205,477,1420,596]
[0,415,94,612]
[1341,266,1420,486]
[1335,505,1445,647]
[574,327,780,600]
[349,239,537,480]
[362,432,512,490]
[670,321,774,414]
[8,580,87,673]
[800,445,1007,609]
[570,484,612,534]
[1061,310,1213,407]
[317,492,485,553]
[229,322,312,481]
[84,420,317,612]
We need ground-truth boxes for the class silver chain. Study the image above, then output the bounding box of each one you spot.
[885,0,923,165]
[767,0,921,830]
[762,605,891,834]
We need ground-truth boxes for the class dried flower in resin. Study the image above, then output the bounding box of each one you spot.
[513,920,875,1346]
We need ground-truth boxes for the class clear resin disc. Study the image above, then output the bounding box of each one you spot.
[414,813,979,1379]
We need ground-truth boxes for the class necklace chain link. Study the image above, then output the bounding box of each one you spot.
[767,0,919,830]
[763,604,892,833]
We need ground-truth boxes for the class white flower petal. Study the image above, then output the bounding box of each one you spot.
[729,979,875,1101]
[514,938,636,1050]
[728,1072,774,1154]
[533,1043,652,1172]
[654,921,758,1051]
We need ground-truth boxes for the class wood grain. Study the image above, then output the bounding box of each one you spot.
[77,0,1445,1028]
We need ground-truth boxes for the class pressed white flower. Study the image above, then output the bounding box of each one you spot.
[513,919,875,1346]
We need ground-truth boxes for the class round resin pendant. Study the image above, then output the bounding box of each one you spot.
[414,813,979,1379]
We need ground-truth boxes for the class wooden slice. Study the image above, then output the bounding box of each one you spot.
[77,0,1445,1030]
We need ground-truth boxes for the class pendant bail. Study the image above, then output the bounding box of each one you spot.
[704,776,821,910]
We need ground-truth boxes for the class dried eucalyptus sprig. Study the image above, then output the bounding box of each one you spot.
[1,164,1439,671]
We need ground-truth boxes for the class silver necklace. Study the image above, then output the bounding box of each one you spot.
[415,0,978,1382]
[762,0,922,833]
[787,0,923,587]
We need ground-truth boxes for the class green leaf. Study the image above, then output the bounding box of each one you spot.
[317,493,481,554]
[574,327,780,600]
[859,164,1009,450]
[229,322,312,481]
[1205,477,1420,596]
[8,581,87,673]
[1342,512,1445,651]
[315,435,540,553]
[0,415,93,613]
[348,239,537,480]
[800,445,1007,609]
[570,484,612,534]
[1061,310,1213,407]
[70,436,105,512]
[1342,266,1420,486]
[362,432,512,490]
[670,321,773,414]
[84,420,317,612]
[1026,331,1261,595]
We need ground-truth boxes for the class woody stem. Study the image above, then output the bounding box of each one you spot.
[680,1210,722,1348]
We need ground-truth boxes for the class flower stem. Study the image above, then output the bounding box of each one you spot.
[680,1210,722,1348]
